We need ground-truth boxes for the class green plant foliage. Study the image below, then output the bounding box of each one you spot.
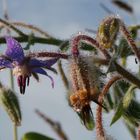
[122,85,136,109]
[22,132,54,140]
[111,85,138,126]
[110,100,123,126]
[80,42,97,52]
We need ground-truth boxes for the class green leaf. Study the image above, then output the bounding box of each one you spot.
[110,100,123,126]
[117,81,130,94]
[123,85,136,109]
[80,42,97,52]
[22,132,54,140]
[117,38,133,58]
[121,84,140,126]
[104,93,114,110]
[124,100,140,122]
[0,84,21,126]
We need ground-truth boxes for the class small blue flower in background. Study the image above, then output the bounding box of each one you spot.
[0,36,58,94]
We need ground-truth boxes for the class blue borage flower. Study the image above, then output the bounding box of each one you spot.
[0,36,58,94]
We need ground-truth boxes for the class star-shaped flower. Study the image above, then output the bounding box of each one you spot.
[0,36,58,94]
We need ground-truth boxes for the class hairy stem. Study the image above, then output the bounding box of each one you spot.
[119,20,140,62]
[96,105,105,140]
[96,75,122,140]
[71,34,111,59]
[29,52,69,59]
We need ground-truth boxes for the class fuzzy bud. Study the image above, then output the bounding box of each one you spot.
[0,85,22,126]
[97,16,119,48]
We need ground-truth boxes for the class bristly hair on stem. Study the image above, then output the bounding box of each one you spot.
[96,75,122,140]
[29,52,69,59]
[119,19,140,63]
[69,34,107,130]
[71,34,111,60]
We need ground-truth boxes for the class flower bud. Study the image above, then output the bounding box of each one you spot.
[0,85,21,126]
[97,16,119,48]
[69,54,103,130]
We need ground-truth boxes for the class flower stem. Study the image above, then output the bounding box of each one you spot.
[13,124,18,140]
[96,75,122,140]
[71,34,111,59]
[29,52,69,59]
[10,70,14,90]
[119,20,140,62]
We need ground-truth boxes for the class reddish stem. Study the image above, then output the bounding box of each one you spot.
[71,34,111,59]
[29,52,69,59]
[119,20,140,63]
[96,75,123,139]
[137,125,140,140]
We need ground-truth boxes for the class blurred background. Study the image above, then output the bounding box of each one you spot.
[0,0,139,140]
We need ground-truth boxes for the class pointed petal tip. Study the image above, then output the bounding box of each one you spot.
[5,36,24,63]
[47,74,54,88]
[32,68,55,88]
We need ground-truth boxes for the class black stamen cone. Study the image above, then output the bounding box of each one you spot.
[22,85,26,94]
[22,76,27,94]
[27,76,30,86]
[20,86,23,94]
[18,76,23,94]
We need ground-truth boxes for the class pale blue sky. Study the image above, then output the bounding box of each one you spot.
[0,0,139,140]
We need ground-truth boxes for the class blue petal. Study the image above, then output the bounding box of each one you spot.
[0,58,13,68]
[29,58,58,68]
[5,36,24,63]
[32,68,54,88]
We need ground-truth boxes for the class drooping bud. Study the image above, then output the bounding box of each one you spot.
[69,55,102,109]
[0,84,22,126]
[97,16,119,48]
[69,54,102,130]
